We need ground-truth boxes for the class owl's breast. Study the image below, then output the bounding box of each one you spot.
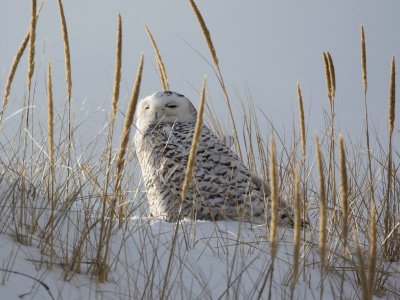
[134,122,196,174]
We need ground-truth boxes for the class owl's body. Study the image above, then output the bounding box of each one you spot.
[134,91,293,225]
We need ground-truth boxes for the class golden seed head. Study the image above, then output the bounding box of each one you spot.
[297,83,306,165]
[144,24,170,91]
[2,1,43,121]
[323,52,332,103]
[389,56,396,135]
[57,0,72,103]
[111,14,123,121]
[2,33,30,110]
[327,52,336,100]
[116,53,145,189]
[27,0,37,92]
[361,25,368,93]
[189,0,219,67]
[181,77,207,203]
[269,135,278,256]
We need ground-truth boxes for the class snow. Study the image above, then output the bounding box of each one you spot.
[0,216,381,300]
[0,180,398,299]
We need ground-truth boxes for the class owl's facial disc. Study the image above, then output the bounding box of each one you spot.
[144,100,180,121]
[136,91,197,131]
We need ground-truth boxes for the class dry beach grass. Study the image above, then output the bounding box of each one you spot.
[0,0,399,299]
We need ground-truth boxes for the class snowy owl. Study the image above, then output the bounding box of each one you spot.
[134,91,294,225]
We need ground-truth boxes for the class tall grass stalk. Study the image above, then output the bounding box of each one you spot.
[368,202,377,298]
[188,0,242,159]
[316,135,327,300]
[111,14,122,122]
[353,225,369,300]
[384,56,397,260]
[46,62,55,268]
[268,136,278,257]
[57,0,72,104]
[102,53,144,281]
[268,135,279,299]
[323,51,338,222]
[95,14,123,282]
[296,82,309,281]
[339,135,349,243]
[161,77,207,300]
[19,0,38,243]
[257,135,278,300]
[1,34,30,125]
[2,1,43,117]
[297,83,306,166]
[291,165,301,295]
[115,53,144,221]
[361,25,376,210]
[181,79,207,202]
[338,134,349,300]
[144,24,170,91]
[56,0,73,270]
[26,0,37,92]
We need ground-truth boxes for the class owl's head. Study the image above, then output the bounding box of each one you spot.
[135,91,197,131]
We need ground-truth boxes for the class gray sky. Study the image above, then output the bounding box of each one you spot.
[1,1,399,148]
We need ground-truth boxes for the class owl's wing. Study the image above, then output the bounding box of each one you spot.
[193,126,263,198]
[249,172,271,197]
[218,134,270,196]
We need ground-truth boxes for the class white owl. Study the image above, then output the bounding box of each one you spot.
[134,91,294,225]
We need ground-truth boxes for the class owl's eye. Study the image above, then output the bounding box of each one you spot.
[166,104,178,108]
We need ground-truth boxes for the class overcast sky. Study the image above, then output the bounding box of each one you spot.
[1,1,399,149]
